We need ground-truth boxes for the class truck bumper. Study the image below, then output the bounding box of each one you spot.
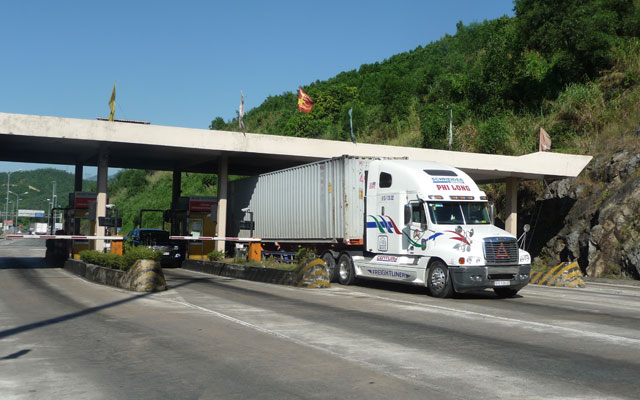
[449,265,531,293]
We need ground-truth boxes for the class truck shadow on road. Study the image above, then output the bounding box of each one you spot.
[351,279,520,300]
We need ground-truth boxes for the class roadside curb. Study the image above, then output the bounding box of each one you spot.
[530,262,586,288]
[64,259,167,292]
[584,276,640,286]
[181,258,330,288]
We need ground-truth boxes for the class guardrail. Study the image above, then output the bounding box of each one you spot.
[7,234,124,240]
[169,236,261,242]
[6,234,260,242]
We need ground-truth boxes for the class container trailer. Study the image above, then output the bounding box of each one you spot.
[228,156,531,298]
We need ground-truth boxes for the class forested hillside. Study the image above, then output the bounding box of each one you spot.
[108,170,219,234]
[210,0,640,157]
[0,169,95,226]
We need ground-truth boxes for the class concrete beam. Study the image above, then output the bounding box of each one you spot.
[0,112,592,182]
[215,155,228,252]
[505,178,518,236]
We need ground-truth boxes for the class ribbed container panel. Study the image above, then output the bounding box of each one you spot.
[228,156,371,241]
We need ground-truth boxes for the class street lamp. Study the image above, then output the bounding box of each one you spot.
[4,169,22,225]
[9,191,29,229]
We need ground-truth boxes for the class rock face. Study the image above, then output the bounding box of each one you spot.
[534,144,640,279]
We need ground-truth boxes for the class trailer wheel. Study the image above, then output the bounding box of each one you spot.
[337,254,355,286]
[427,260,454,298]
[494,288,519,298]
[322,252,338,282]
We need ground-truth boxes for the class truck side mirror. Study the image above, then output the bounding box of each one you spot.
[404,204,412,225]
[490,203,495,225]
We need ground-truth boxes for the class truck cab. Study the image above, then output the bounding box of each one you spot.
[346,159,531,298]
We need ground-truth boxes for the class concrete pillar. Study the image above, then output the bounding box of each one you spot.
[95,147,108,251]
[505,177,518,236]
[74,164,83,192]
[171,170,182,235]
[215,155,228,252]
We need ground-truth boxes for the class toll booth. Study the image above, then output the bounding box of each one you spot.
[167,196,217,260]
[68,192,107,258]
[45,206,73,262]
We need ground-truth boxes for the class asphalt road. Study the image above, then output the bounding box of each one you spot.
[1,241,640,399]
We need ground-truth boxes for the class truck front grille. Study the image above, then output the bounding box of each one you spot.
[483,237,519,265]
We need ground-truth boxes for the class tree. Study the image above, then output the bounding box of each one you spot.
[209,117,226,130]
[514,0,636,88]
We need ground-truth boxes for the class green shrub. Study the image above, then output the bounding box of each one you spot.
[79,250,101,266]
[207,250,225,262]
[121,246,162,270]
[79,247,162,271]
[296,247,316,262]
[476,116,510,154]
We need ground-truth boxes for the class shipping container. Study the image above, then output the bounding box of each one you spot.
[228,156,374,242]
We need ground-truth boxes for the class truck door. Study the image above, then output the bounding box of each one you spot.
[405,200,428,253]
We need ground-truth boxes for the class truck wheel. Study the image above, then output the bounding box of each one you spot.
[337,254,355,286]
[322,252,337,282]
[427,260,454,298]
[494,288,519,298]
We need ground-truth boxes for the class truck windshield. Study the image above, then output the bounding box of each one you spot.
[427,202,490,225]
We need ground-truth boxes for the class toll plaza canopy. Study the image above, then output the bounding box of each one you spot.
[0,112,592,242]
[0,112,590,181]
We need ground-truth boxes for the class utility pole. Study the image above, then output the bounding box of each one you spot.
[51,181,57,224]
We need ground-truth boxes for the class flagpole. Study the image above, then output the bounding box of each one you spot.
[108,82,116,122]
[448,108,453,150]
[348,108,355,143]
[239,90,245,134]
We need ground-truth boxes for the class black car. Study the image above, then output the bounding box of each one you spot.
[123,228,183,267]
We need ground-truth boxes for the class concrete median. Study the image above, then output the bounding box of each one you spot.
[64,258,167,292]
[182,258,330,288]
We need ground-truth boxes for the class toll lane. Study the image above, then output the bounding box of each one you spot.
[2,244,640,399]
[160,268,640,399]
[0,247,443,400]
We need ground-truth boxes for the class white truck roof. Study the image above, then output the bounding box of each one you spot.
[371,159,487,201]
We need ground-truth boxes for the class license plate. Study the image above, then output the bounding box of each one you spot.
[494,280,510,287]
[163,252,170,256]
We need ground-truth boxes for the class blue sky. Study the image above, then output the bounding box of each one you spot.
[0,0,515,174]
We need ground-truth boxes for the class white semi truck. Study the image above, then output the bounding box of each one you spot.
[228,156,531,298]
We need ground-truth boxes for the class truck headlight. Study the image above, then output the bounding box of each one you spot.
[519,254,531,264]
[466,256,482,265]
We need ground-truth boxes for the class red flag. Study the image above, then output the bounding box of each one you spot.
[297,87,314,113]
[539,127,551,152]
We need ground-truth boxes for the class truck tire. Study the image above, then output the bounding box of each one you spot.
[337,253,355,286]
[322,252,338,282]
[494,288,519,298]
[427,260,454,298]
